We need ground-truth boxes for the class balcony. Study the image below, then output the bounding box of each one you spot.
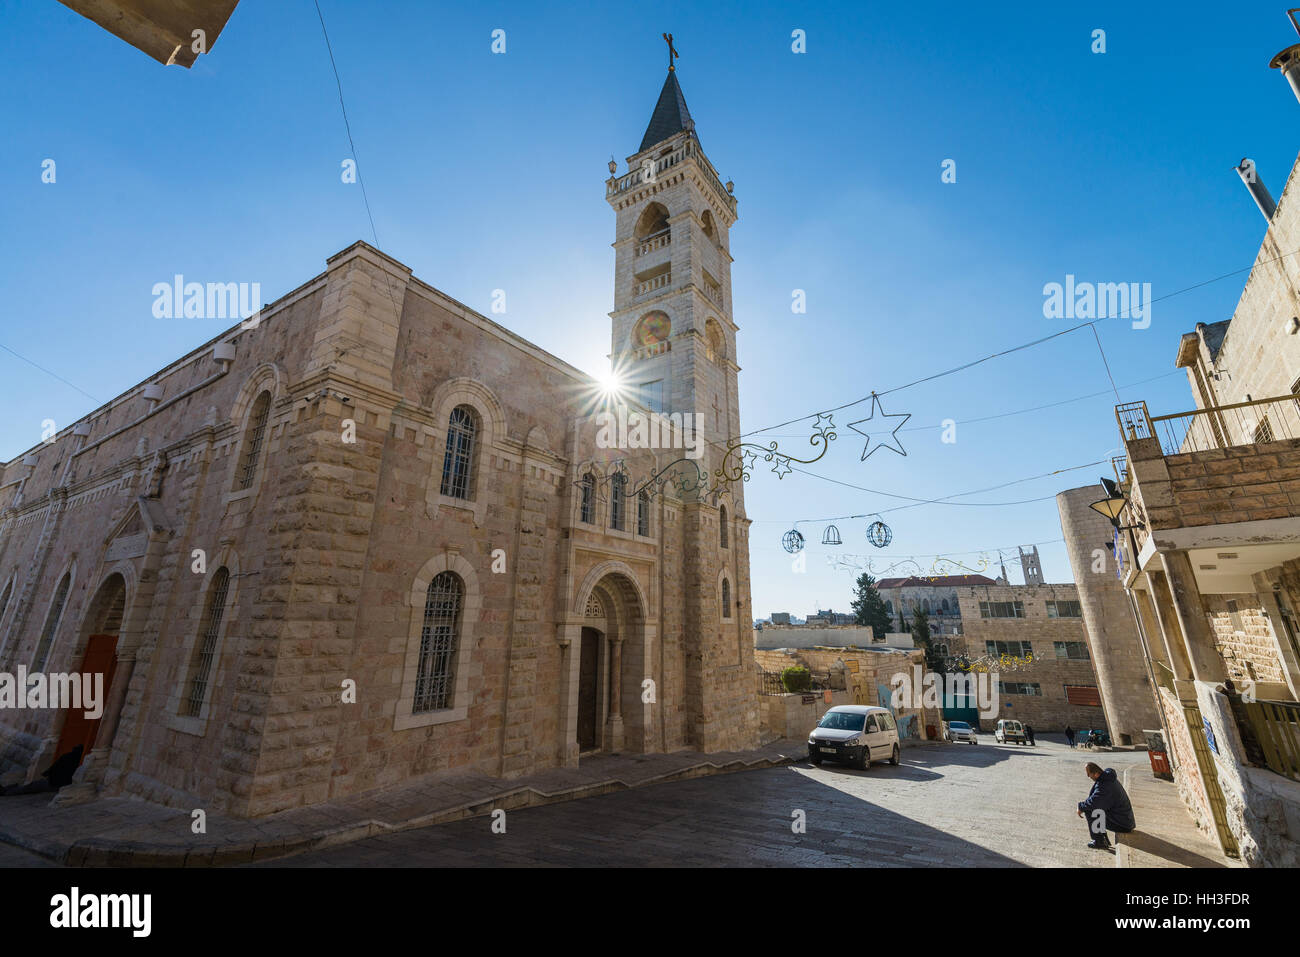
[635,228,670,258]
[633,270,671,298]
[1114,393,1300,554]
[607,138,737,216]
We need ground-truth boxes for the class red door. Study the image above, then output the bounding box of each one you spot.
[53,634,118,766]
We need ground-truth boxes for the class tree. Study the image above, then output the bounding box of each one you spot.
[850,572,892,639]
[911,608,945,673]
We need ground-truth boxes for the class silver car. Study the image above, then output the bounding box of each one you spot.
[945,720,978,744]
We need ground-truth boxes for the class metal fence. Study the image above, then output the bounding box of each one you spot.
[1118,393,1300,457]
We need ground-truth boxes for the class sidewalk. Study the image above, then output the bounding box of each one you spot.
[0,738,806,867]
[1116,765,1240,868]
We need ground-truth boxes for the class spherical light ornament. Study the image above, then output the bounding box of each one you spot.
[867,520,893,548]
[781,529,805,554]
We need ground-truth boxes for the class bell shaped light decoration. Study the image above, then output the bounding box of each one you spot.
[822,524,842,546]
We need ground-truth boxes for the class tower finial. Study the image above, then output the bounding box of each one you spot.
[663,32,678,72]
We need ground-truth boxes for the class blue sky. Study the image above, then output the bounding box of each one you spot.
[3,0,1297,617]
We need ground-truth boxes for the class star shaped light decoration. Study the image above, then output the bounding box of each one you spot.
[770,457,792,479]
[847,393,911,461]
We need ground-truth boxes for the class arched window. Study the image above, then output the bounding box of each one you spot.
[922,599,931,615]
[885,600,893,614]
[236,391,272,491]
[31,572,71,671]
[580,473,596,524]
[941,599,951,615]
[440,405,477,500]
[719,505,729,548]
[705,319,725,363]
[183,567,230,717]
[637,490,650,536]
[634,202,670,239]
[415,572,463,714]
[610,473,626,530]
[721,578,732,618]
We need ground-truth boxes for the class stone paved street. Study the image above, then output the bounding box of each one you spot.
[257,737,1179,867]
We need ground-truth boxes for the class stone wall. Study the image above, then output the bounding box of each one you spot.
[1057,486,1160,745]
[1203,594,1287,686]
[954,583,1106,732]
[0,241,762,818]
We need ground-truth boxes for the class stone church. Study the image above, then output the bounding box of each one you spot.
[0,65,759,817]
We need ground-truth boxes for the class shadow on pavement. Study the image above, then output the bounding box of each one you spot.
[252,764,1028,867]
[1119,830,1229,868]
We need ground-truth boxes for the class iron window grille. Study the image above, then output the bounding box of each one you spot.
[720,506,729,548]
[1054,640,1090,660]
[415,572,462,714]
[721,578,732,618]
[610,473,626,530]
[1047,600,1083,618]
[440,406,477,499]
[183,568,230,717]
[637,491,650,536]
[580,473,596,524]
[237,392,272,490]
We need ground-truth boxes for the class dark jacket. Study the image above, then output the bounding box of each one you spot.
[1078,768,1135,832]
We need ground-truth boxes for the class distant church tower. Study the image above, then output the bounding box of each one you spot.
[604,54,740,485]
[1019,545,1044,586]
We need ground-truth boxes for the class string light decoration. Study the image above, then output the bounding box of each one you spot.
[782,529,805,554]
[846,393,911,461]
[575,410,838,509]
[866,519,892,548]
[821,524,842,546]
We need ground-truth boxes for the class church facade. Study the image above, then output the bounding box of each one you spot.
[0,67,759,817]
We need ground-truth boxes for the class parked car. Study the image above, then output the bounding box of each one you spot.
[808,705,901,770]
[995,718,1028,745]
[945,720,978,744]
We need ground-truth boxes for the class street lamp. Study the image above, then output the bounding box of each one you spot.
[1088,477,1142,531]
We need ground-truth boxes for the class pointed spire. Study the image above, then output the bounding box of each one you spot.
[639,70,695,153]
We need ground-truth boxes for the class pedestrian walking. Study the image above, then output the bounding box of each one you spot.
[1076,762,1135,850]
[1065,725,1075,748]
[1024,723,1036,746]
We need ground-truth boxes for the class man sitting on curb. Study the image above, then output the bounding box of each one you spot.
[1076,761,1135,850]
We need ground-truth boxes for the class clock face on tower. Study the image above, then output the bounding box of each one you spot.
[634,311,671,347]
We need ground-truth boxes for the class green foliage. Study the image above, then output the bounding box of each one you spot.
[850,572,892,639]
[781,666,812,693]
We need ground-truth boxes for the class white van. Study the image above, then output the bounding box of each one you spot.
[808,705,901,770]
[995,718,1028,745]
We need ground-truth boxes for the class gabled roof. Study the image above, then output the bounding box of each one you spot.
[875,575,998,589]
[639,70,695,153]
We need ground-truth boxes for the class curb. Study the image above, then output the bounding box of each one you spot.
[7,749,799,867]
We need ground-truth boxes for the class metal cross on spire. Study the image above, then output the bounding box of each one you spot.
[663,32,678,71]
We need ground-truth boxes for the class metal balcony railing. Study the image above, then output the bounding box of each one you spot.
[1117,393,1300,456]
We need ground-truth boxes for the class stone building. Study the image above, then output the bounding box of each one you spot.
[949,582,1105,732]
[0,65,760,817]
[876,574,995,648]
[1056,486,1161,746]
[1091,21,1300,865]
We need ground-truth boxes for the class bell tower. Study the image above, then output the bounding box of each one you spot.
[604,48,758,753]
[604,57,741,485]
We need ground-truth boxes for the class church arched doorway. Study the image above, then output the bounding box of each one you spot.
[571,569,648,757]
[54,573,127,767]
[577,626,601,752]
